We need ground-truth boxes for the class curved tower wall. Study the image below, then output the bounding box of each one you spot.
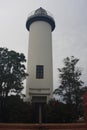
[26,21,53,102]
[26,8,55,102]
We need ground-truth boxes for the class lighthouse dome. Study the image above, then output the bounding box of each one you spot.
[34,7,47,15]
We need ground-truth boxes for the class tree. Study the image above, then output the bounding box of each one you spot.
[0,47,28,122]
[54,56,87,120]
[43,99,67,123]
[0,95,33,123]
[0,47,28,97]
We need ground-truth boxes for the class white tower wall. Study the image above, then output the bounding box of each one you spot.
[26,7,55,103]
[26,21,53,102]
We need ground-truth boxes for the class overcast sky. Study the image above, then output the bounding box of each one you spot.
[0,0,87,90]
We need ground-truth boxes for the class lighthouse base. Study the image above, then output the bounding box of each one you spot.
[32,96,47,103]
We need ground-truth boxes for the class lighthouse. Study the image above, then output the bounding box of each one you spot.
[26,7,55,103]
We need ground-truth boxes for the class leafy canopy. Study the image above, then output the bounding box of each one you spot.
[54,56,87,120]
[0,47,28,97]
[54,56,84,105]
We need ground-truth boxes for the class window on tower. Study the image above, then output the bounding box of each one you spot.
[36,65,44,79]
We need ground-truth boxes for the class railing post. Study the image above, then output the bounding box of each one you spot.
[39,104,42,124]
[83,91,87,127]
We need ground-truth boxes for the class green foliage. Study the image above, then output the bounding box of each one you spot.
[43,99,67,123]
[0,96,85,123]
[0,53,87,123]
[0,47,28,122]
[54,56,87,120]
[0,47,28,97]
[43,99,78,123]
[0,95,33,123]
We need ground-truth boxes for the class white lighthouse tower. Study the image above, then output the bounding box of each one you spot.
[26,7,55,103]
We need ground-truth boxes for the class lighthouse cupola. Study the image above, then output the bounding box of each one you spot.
[26,7,55,31]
